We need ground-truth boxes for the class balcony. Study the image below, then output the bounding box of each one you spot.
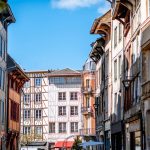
[112,0,133,20]
[142,81,150,100]
[79,128,95,136]
[81,107,93,115]
[82,86,93,94]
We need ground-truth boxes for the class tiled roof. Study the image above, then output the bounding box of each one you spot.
[48,68,82,77]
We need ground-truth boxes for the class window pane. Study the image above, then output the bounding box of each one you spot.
[35,78,41,86]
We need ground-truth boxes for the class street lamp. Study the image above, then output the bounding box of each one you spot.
[122,79,132,89]
[93,103,98,110]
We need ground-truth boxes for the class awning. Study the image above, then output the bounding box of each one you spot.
[54,141,74,148]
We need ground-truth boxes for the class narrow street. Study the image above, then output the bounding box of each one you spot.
[0,0,150,150]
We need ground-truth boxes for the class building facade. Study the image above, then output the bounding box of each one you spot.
[80,58,96,140]
[48,68,82,149]
[20,71,49,150]
[111,19,124,150]
[141,0,150,150]
[112,0,143,149]
[0,1,15,150]
[7,55,29,150]
[90,10,112,150]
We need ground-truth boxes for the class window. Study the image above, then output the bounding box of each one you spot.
[0,100,4,123]
[49,122,55,133]
[35,109,42,119]
[70,92,78,100]
[86,79,90,88]
[24,81,30,88]
[86,97,90,108]
[114,59,117,81]
[24,110,30,119]
[35,126,42,136]
[58,106,66,116]
[105,51,109,77]
[59,122,66,133]
[35,93,42,102]
[118,56,122,78]
[58,92,66,100]
[119,23,122,41]
[0,68,4,90]
[70,106,78,115]
[114,93,118,117]
[70,122,78,133]
[35,78,41,86]
[114,27,117,47]
[23,94,30,104]
[0,36,5,60]
[11,101,19,122]
[49,77,81,84]
[23,126,31,135]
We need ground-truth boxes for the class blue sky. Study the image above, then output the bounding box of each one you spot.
[8,0,110,71]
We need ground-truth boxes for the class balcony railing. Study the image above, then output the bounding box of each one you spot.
[79,128,95,136]
[142,80,150,99]
[81,107,93,115]
[82,86,93,94]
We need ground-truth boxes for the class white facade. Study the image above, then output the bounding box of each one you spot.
[111,19,124,123]
[21,71,49,149]
[47,69,82,147]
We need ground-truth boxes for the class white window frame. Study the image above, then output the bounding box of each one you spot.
[70,106,78,116]
[70,92,78,100]
[70,122,78,133]
[35,126,42,136]
[49,122,55,133]
[23,94,30,104]
[35,78,41,86]
[24,109,30,119]
[58,92,66,100]
[35,109,42,119]
[24,126,31,135]
[59,122,66,133]
[35,93,42,102]
[58,106,66,116]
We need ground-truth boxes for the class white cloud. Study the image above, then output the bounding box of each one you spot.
[97,2,110,14]
[51,0,99,10]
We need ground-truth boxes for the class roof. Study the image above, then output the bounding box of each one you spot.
[90,10,111,34]
[89,37,105,63]
[48,68,82,77]
[7,54,29,81]
[0,1,15,23]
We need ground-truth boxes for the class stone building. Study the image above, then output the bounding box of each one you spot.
[0,1,15,149]
[80,58,96,141]
[47,68,82,149]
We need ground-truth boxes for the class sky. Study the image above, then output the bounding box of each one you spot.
[8,0,110,71]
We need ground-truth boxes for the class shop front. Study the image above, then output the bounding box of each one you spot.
[125,118,143,150]
[111,121,123,150]
[104,121,110,150]
[96,126,104,150]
